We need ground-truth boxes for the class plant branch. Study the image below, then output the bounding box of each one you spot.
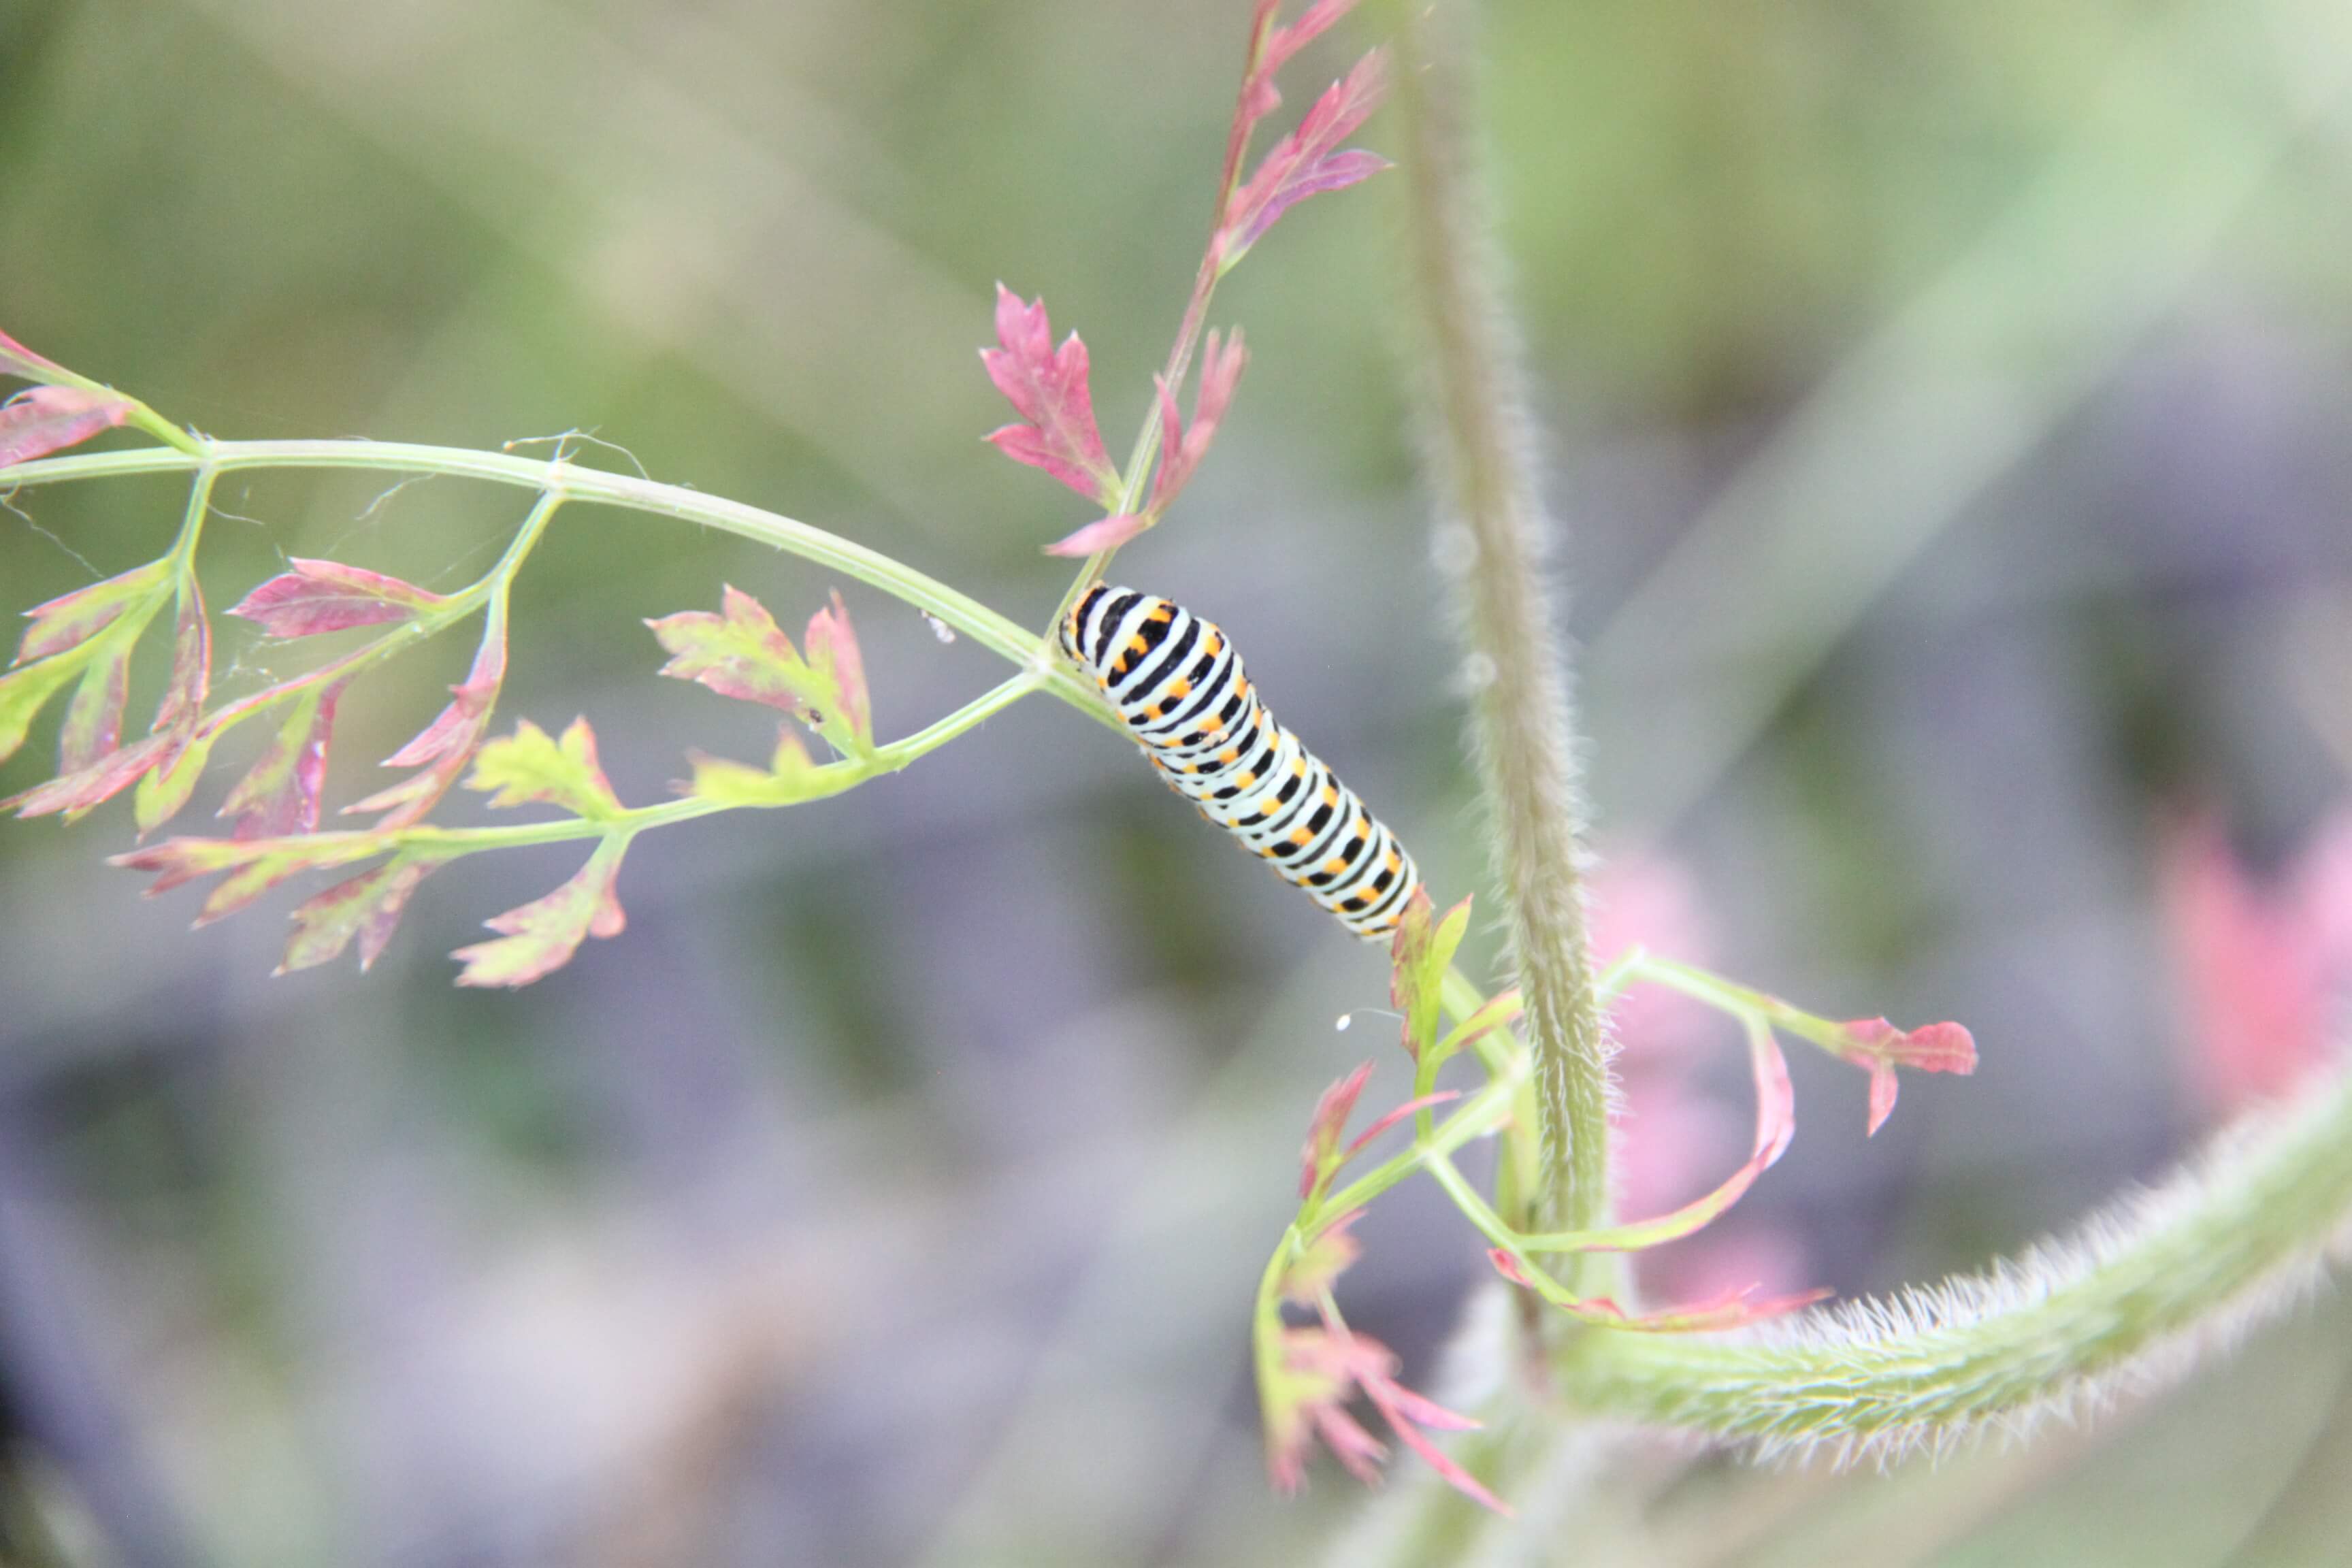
[1557,1058,2352,1460]
[1388,0,1610,1238]
[1,440,1117,730]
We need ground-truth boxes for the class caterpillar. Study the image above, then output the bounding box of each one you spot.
[1061,585,1422,941]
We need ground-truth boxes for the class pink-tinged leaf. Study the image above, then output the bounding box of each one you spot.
[0,328,65,384]
[59,636,132,773]
[1584,1285,1835,1335]
[1043,512,1148,558]
[1267,1319,1507,1515]
[1148,328,1247,513]
[802,591,872,750]
[1830,1016,1978,1136]
[1433,988,1522,1065]
[227,558,446,639]
[6,733,167,823]
[0,385,133,468]
[346,619,506,829]
[979,285,1117,505]
[280,854,446,974]
[108,832,383,924]
[1388,889,1470,1060]
[0,655,84,767]
[1261,0,1357,86]
[1220,52,1390,263]
[1300,1059,1375,1196]
[1490,1250,1831,1333]
[1486,1248,1535,1290]
[133,730,218,836]
[148,582,210,758]
[218,681,346,838]
[466,716,622,818]
[1534,1018,1793,1254]
[1279,1209,1364,1304]
[451,837,628,987]
[651,585,813,711]
[1360,1384,1510,1518]
[1344,1091,1460,1156]
[16,559,169,666]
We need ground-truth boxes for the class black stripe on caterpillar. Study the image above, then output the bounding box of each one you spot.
[1061,585,1422,941]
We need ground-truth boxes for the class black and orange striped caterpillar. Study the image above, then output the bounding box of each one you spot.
[1062,585,1422,941]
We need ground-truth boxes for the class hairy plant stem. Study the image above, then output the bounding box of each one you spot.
[1389,0,1610,1241]
[1558,1056,2352,1456]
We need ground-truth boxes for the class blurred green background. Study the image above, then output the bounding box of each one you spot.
[5,0,2352,1563]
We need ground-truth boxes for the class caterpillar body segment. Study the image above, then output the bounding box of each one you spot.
[1061,585,1422,941]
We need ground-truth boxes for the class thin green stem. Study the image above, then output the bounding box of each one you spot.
[197,668,1047,866]
[1,439,1118,731]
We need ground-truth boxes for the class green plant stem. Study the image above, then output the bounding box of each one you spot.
[1557,1058,2352,1455]
[1389,0,1610,1242]
[187,666,1047,864]
[2,440,1117,732]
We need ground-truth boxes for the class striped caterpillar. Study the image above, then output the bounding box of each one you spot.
[1061,585,1422,941]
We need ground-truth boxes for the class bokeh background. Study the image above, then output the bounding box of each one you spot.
[5,0,2352,1563]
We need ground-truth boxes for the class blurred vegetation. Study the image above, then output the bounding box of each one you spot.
[3,0,2352,1563]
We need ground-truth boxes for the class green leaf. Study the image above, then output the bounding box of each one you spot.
[648,585,867,757]
[451,836,629,987]
[0,653,84,766]
[466,716,622,819]
[683,730,842,808]
[1388,890,1471,1061]
[133,729,217,834]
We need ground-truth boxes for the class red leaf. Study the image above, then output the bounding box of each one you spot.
[16,559,169,665]
[228,558,446,639]
[0,385,134,468]
[1043,512,1147,558]
[1148,328,1247,513]
[220,680,346,838]
[1267,1320,1507,1515]
[1833,1016,1979,1136]
[57,634,132,772]
[1260,1,1356,96]
[802,591,872,749]
[108,832,383,923]
[1221,52,1390,262]
[1300,1060,1375,1196]
[980,285,1117,505]
[280,854,445,974]
[451,838,629,987]
[0,328,65,384]
[150,583,211,759]
[346,618,506,829]
[6,733,167,822]
[1343,1091,1460,1156]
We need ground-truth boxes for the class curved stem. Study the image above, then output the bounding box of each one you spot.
[1557,1060,2352,1458]
[2,440,1118,732]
